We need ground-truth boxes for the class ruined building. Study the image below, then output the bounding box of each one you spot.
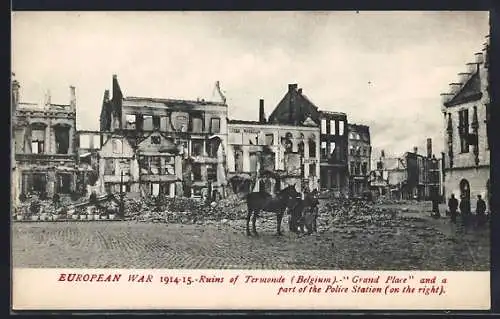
[227,99,320,193]
[440,35,490,212]
[99,75,228,199]
[267,84,349,194]
[369,142,442,201]
[347,124,371,197]
[12,75,78,207]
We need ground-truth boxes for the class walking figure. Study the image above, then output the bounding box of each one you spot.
[459,195,471,227]
[475,195,487,227]
[448,194,458,223]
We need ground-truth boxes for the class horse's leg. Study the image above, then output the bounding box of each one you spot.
[246,210,252,236]
[277,211,284,236]
[252,211,258,236]
[313,209,318,233]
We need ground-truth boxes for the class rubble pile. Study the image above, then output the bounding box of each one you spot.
[123,194,247,224]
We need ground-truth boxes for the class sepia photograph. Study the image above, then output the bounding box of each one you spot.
[11,10,490,279]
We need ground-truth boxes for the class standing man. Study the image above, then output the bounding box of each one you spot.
[431,192,440,218]
[460,194,471,227]
[476,195,487,227]
[448,194,458,223]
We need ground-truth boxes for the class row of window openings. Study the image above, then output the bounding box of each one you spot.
[22,173,72,194]
[453,108,489,154]
[349,146,369,157]
[125,114,221,134]
[320,119,345,136]
[191,164,217,182]
[232,153,317,177]
[350,162,369,176]
[28,128,70,155]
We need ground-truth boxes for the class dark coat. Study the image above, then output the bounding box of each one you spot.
[459,198,471,215]
[476,199,487,215]
[448,197,458,212]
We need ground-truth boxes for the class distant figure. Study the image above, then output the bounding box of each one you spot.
[459,195,471,227]
[448,194,458,223]
[476,195,487,227]
[431,193,440,218]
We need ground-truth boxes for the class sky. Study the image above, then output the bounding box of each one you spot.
[12,11,489,162]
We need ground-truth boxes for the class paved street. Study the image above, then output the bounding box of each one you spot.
[12,201,489,270]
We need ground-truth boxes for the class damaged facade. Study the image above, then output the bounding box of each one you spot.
[12,75,78,208]
[99,75,227,199]
[347,124,371,197]
[369,144,442,201]
[267,84,349,194]
[227,99,320,194]
[440,35,490,212]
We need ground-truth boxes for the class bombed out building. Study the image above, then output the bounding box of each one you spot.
[11,75,78,208]
[267,84,349,194]
[440,35,490,212]
[347,124,371,197]
[99,75,228,199]
[227,99,320,194]
[369,141,442,201]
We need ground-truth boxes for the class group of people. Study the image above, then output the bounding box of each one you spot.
[446,193,488,228]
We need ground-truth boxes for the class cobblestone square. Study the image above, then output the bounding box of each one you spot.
[12,202,490,270]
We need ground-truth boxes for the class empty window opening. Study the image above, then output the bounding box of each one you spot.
[308,139,316,158]
[191,117,203,133]
[210,118,221,134]
[338,121,345,135]
[191,140,204,156]
[56,173,72,194]
[265,134,274,146]
[125,114,136,130]
[151,136,161,145]
[207,164,217,181]
[112,139,123,153]
[192,164,202,181]
[143,115,153,131]
[321,142,327,159]
[54,126,70,154]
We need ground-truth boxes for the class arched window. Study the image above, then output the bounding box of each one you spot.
[112,139,123,154]
[308,138,316,158]
[459,179,470,200]
[298,141,305,156]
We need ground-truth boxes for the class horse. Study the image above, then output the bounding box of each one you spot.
[245,184,301,237]
[289,189,320,235]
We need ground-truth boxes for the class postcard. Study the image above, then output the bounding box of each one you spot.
[11,11,491,311]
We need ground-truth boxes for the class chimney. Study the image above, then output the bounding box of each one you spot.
[259,99,266,123]
[298,88,303,94]
[69,86,76,110]
[288,83,298,92]
[381,150,385,158]
[11,78,20,107]
[413,146,418,154]
[427,138,432,158]
[44,89,52,106]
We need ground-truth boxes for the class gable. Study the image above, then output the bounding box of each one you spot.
[268,90,320,125]
[137,131,179,154]
[100,136,134,157]
[444,72,482,107]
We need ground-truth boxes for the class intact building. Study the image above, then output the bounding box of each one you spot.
[268,84,349,194]
[440,35,490,212]
[227,99,320,193]
[99,75,228,200]
[347,123,371,197]
[12,75,78,207]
